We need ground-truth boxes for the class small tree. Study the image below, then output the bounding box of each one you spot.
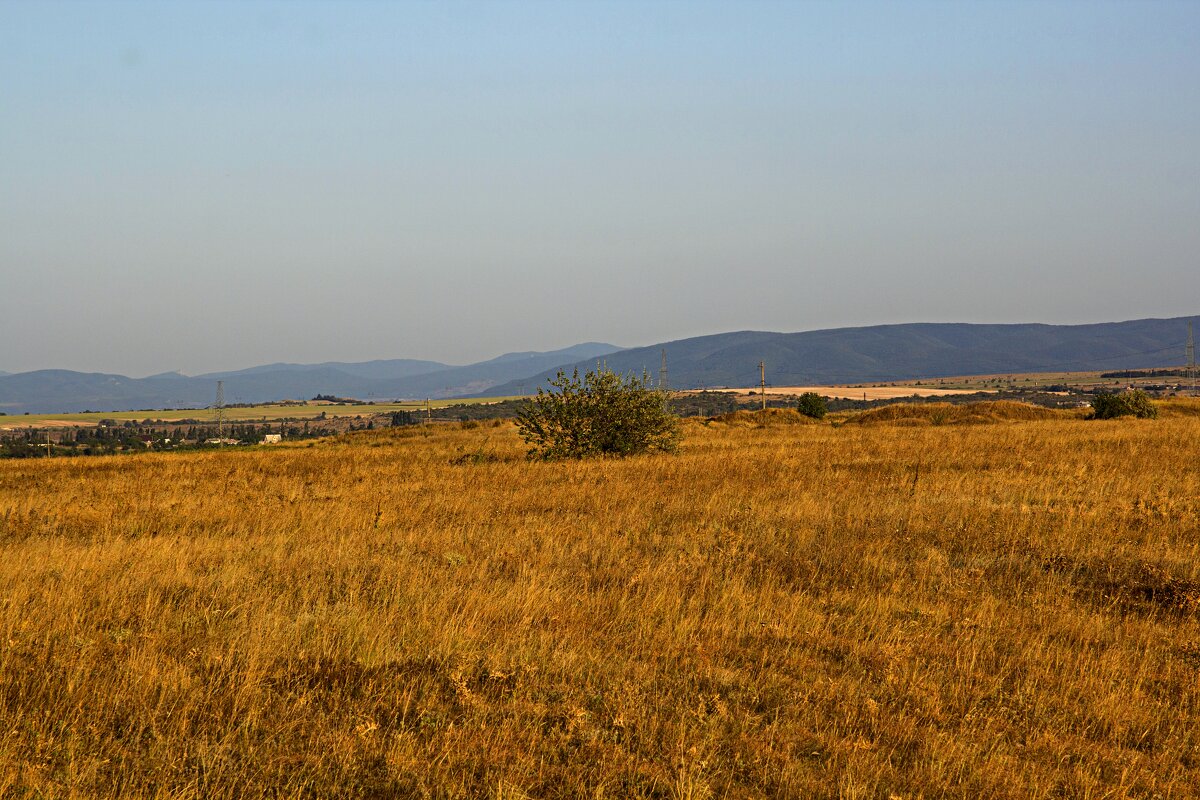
[1091,389,1158,419]
[516,367,680,459]
[796,392,828,419]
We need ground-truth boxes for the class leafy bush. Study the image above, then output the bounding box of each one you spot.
[796,392,828,419]
[1091,389,1158,420]
[516,367,680,459]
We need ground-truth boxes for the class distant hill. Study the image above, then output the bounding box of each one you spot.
[0,369,199,415]
[199,358,453,382]
[485,317,1197,396]
[373,343,621,399]
[0,342,621,414]
[5,319,1195,415]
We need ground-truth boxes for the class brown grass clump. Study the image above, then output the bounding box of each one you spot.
[3,417,1200,797]
[847,400,1070,426]
[706,407,819,427]
[1154,397,1200,417]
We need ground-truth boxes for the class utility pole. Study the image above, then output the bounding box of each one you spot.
[1188,320,1196,395]
[46,431,51,458]
[425,398,431,424]
[759,361,766,411]
[215,380,225,440]
[660,349,668,391]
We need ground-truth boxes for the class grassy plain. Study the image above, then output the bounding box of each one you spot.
[0,397,520,430]
[885,370,1194,391]
[718,386,991,401]
[2,406,1199,798]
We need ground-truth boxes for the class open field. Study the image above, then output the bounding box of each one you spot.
[721,386,993,400]
[3,405,1200,797]
[727,369,1199,398]
[885,369,1198,392]
[0,397,520,431]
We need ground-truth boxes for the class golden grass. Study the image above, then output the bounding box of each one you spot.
[3,414,1200,798]
[1155,398,1200,418]
[704,408,821,427]
[0,397,521,430]
[720,386,990,400]
[845,400,1075,426]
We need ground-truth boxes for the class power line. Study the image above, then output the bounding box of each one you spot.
[215,380,225,440]
[1188,321,1196,395]
[759,361,766,411]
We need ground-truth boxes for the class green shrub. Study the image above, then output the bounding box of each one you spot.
[1090,389,1158,420]
[516,367,680,459]
[796,392,828,419]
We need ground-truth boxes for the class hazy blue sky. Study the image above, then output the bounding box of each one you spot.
[3,1,1198,376]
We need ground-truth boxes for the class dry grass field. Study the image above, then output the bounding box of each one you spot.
[2,405,1199,798]
[719,387,990,401]
[0,398,519,431]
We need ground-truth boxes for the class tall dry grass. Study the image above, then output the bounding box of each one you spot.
[843,400,1076,426]
[2,409,1199,798]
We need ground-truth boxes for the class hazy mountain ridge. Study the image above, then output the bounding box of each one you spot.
[484,317,1196,396]
[0,343,621,414]
[198,358,453,382]
[3,319,1194,415]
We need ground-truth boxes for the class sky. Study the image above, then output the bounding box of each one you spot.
[2,0,1198,376]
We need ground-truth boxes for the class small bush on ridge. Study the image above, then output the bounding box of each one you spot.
[796,392,828,419]
[516,367,679,459]
[1091,389,1158,420]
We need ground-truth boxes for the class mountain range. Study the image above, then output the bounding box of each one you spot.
[1,317,1194,415]
[486,317,1195,395]
[0,343,619,415]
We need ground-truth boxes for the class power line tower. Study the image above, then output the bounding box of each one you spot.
[759,361,767,411]
[215,380,225,440]
[1188,320,1196,395]
[659,349,668,391]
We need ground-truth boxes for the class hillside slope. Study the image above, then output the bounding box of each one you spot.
[486,317,1195,395]
[0,343,621,414]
